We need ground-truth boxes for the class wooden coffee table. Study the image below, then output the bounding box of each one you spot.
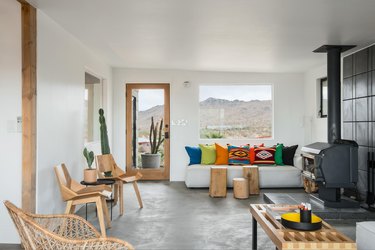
[250,204,356,250]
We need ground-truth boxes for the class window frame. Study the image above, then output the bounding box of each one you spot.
[319,77,328,118]
[198,84,274,140]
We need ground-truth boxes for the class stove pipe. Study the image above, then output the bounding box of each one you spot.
[313,45,356,144]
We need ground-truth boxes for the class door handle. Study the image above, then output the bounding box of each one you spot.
[165,124,169,139]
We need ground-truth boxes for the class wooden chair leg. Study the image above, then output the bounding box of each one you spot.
[119,183,124,216]
[65,200,75,214]
[101,197,111,228]
[133,181,143,208]
[95,197,107,237]
[113,183,119,206]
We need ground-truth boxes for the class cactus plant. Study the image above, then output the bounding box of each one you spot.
[99,108,112,176]
[149,117,164,154]
[83,148,94,169]
[99,108,111,155]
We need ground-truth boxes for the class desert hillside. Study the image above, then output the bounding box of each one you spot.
[137,97,272,139]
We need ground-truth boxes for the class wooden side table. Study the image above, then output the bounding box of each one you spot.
[233,177,249,199]
[243,166,259,195]
[80,179,115,221]
[209,166,227,197]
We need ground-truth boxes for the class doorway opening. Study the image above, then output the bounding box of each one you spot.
[126,84,170,180]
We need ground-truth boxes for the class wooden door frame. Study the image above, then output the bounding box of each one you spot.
[125,84,170,180]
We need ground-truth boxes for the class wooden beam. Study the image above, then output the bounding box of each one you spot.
[20,1,37,213]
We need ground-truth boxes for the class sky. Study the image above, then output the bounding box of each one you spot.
[137,89,164,111]
[136,85,272,111]
[199,85,272,101]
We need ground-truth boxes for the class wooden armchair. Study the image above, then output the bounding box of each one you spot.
[4,201,134,250]
[96,154,143,215]
[54,164,111,236]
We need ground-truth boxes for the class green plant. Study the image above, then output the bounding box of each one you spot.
[99,108,111,176]
[99,108,111,155]
[149,117,164,154]
[83,148,94,169]
[202,131,224,139]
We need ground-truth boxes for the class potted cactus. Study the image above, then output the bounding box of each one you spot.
[99,108,112,177]
[141,117,164,168]
[83,147,96,183]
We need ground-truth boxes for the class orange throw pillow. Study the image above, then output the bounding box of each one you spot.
[215,143,228,165]
[250,143,265,164]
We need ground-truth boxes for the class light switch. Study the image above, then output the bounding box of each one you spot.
[17,116,22,133]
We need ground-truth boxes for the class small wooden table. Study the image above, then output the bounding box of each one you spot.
[233,177,249,199]
[250,204,356,250]
[80,179,115,221]
[243,166,259,195]
[209,166,227,197]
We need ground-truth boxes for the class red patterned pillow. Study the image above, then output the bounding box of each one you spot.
[253,147,276,165]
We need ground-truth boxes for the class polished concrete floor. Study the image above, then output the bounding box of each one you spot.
[1,182,359,250]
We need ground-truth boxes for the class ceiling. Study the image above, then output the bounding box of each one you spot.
[29,0,375,73]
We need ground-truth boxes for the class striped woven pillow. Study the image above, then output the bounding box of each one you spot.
[227,144,250,165]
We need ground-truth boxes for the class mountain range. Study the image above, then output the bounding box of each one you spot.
[138,97,272,139]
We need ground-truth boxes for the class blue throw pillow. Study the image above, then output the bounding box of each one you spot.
[185,146,202,165]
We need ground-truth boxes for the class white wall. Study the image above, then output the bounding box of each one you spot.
[36,11,112,214]
[112,69,305,181]
[0,0,22,244]
[303,64,328,144]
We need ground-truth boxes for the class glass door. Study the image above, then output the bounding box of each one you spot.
[125,84,170,180]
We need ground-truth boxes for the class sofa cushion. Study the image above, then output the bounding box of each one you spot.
[215,143,228,165]
[253,147,276,165]
[185,146,201,165]
[250,143,264,164]
[185,163,303,188]
[228,144,250,165]
[258,165,302,188]
[282,145,298,165]
[275,144,284,165]
[199,144,216,165]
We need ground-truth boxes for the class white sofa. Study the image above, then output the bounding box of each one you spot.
[185,155,303,188]
[356,221,375,250]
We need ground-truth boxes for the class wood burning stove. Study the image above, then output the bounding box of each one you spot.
[302,45,359,208]
[301,140,359,208]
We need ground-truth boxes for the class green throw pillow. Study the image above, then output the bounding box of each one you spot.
[275,144,284,165]
[199,144,216,165]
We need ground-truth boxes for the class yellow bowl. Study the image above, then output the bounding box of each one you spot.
[281,213,322,231]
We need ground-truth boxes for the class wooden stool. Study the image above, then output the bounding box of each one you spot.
[233,178,249,199]
[209,166,227,197]
[243,166,259,195]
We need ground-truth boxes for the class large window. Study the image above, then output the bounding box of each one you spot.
[199,85,273,139]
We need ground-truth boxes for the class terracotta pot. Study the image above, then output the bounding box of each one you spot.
[84,169,97,183]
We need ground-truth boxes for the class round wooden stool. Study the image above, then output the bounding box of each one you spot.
[233,177,249,199]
